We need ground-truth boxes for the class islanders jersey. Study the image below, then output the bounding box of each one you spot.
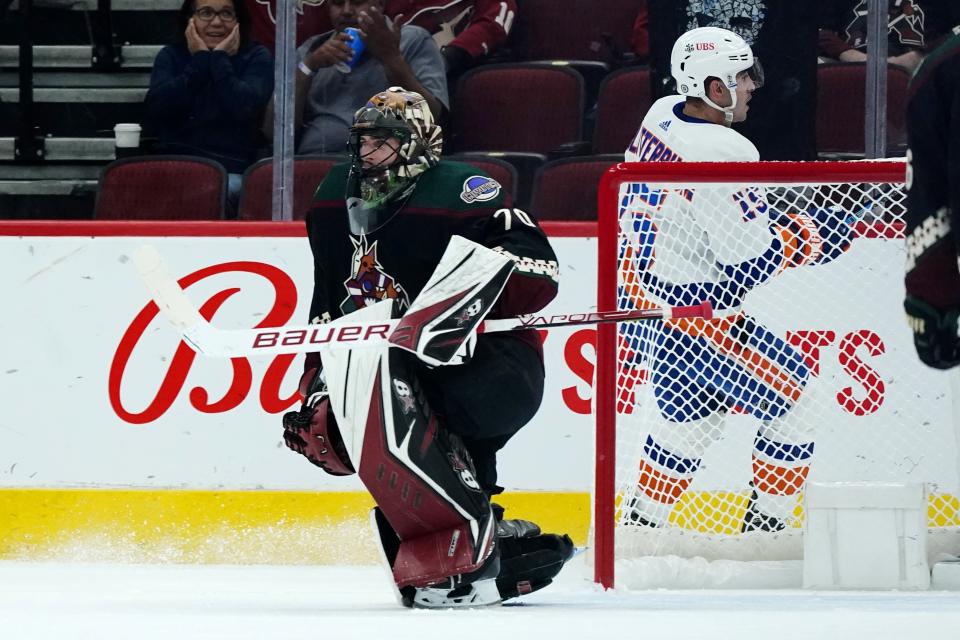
[622,96,785,313]
[621,96,808,422]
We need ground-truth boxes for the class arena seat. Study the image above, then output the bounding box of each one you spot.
[94,155,226,220]
[816,62,911,158]
[512,0,646,63]
[528,154,622,221]
[592,66,653,154]
[449,62,585,155]
[237,155,347,220]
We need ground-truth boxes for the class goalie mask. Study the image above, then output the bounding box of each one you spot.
[346,87,443,234]
[671,26,764,124]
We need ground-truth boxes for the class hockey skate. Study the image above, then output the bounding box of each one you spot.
[403,550,502,609]
[371,506,503,609]
[620,495,663,528]
[740,485,787,533]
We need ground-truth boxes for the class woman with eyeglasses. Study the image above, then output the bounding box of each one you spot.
[145,0,274,216]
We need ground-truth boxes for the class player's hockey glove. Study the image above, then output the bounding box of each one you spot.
[282,367,355,476]
[810,207,855,263]
[904,295,960,370]
[492,503,576,601]
[775,207,853,267]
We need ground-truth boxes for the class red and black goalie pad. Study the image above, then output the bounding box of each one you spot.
[357,347,497,588]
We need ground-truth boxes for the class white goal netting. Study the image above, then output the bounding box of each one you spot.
[593,161,960,588]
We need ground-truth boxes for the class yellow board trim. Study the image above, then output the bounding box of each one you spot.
[0,489,591,564]
[6,488,954,563]
[618,491,960,535]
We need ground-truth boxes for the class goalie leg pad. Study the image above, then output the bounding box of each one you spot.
[358,348,496,588]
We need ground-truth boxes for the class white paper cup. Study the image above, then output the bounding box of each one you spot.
[114,123,142,148]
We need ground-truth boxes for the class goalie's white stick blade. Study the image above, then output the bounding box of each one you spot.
[134,245,241,357]
[389,236,514,366]
[133,244,206,332]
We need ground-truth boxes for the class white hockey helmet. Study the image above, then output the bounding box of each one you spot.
[671,26,763,119]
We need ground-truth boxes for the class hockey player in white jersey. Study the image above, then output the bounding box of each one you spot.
[620,27,856,531]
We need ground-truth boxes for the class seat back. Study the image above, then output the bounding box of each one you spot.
[237,155,347,220]
[449,63,584,154]
[593,66,653,154]
[529,155,621,221]
[94,156,226,220]
[514,0,646,62]
[816,63,911,157]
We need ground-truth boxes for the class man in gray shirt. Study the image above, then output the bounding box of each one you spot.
[266,0,448,154]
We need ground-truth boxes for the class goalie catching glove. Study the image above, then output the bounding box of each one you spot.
[773,207,854,268]
[492,503,576,601]
[904,296,960,370]
[282,367,355,476]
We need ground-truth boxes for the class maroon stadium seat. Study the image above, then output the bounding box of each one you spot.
[237,155,347,220]
[529,155,621,221]
[513,0,646,62]
[816,62,911,158]
[593,66,653,154]
[449,62,585,155]
[94,156,227,220]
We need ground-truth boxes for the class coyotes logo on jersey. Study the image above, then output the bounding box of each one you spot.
[341,235,408,314]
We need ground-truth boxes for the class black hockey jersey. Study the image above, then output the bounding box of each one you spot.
[304,160,559,368]
[905,27,960,310]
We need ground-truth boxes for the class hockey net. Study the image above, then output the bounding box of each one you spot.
[593,161,960,589]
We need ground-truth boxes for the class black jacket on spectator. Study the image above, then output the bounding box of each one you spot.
[145,43,274,174]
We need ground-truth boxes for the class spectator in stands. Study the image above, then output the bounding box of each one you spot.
[647,1,819,161]
[265,0,447,155]
[145,0,274,215]
[819,0,955,73]
[385,0,517,80]
[244,0,332,55]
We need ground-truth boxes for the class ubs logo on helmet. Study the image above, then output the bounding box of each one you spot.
[460,176,501,203]
[686,42,716,52]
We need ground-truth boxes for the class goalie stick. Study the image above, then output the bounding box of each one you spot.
[133,245,713,359]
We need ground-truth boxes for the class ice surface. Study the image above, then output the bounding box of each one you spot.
[1,556,959,640]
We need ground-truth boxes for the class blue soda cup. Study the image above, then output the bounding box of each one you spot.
[335,27,365,74]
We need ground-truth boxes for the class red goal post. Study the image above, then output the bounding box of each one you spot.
[593,161,959,589]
